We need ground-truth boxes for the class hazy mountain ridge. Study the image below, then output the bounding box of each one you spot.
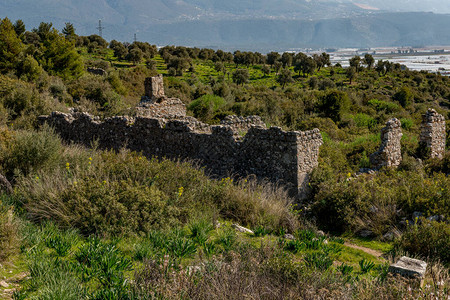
[1,0,449,50]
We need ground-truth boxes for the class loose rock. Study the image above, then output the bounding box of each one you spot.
[232,224,254,235]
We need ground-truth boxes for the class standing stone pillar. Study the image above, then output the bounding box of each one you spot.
[370,118,403,169]
[419,109,446,159]
[144,74,165,99]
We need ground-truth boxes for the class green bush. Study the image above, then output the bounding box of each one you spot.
[353,113,377,129]
[16,149,297,236]
[3,125,62,176]
[394,219,450,265]
[188,94,226,122]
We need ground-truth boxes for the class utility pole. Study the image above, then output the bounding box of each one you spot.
[134,33,137,43]
[97,20,105,38]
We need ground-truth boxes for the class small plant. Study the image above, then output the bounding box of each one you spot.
[253,225,270,237]
[295,229,315,241]
[168,236,197,258]
[189,219,212,245]
[46,234,72,257]
[216,227,237,252]
[202,241,217,257]
[376,263,390,282]
[284,239,304,253]
[359,258,375,274]
[304,251,333,271]
[337,263,354,275]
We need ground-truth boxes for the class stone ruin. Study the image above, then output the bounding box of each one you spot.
[419,108,446,159]
[370,109,446,169]
[41,75,323,198]
[137,74,187,118]
[370,118,403,169]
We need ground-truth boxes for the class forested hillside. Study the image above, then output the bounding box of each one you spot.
[0,18,449,299]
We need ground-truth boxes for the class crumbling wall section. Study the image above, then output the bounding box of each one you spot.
[420,109,446,159]
[220,115,266,134]
[370,118,403,169]
[42,112,323,196]
[136,99,187,119]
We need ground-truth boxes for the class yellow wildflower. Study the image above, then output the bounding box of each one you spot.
[178,187,184,198]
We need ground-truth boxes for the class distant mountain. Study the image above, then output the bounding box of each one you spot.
[1,0,450,50]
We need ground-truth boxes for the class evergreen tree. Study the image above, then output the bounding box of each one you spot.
[0,18,24,72]
[62,22,76,39]
[13,19,26,39]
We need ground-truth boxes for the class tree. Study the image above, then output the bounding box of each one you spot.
[281,52,293,67]
[214,62,225,75]
[0,18,24,72]
[267,52,280,67]
[261,65,270,77]
[294,55,316,77]
[32,23,83,79]
[167,56,191,76]
[363,54,375,70]
[313,52,330,71]
[232,69,249,85]
[375,60,385,75]
[33,22,53,41]
[62,22,76,40]
[346,67,356,84]
[277,68,294,88]
[13,19,25,39]
[320,89,350,122]
[110,40,128,60]
[393,86,414,107]
[128,48,144,65]
[273,61,282,74]
[349,56,361,72]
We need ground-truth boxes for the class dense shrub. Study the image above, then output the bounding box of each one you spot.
[188,94,227,122]
[311,170,450,234]
[15,149,298,236]
[2,125,62,176]
[394,219,450,265]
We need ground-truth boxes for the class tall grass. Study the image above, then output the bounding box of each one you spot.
[13,142,298,236]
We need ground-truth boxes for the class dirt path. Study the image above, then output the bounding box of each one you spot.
[344,242,386,260]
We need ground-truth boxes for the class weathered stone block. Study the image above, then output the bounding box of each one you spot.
[144,74,165,99]
[389,256,427,279]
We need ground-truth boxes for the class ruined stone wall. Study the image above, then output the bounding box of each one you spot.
[370,118,403,169]
[220,115,266,134]
[420,109,446,159]
[42,112,323,196]
[136,99,187,119]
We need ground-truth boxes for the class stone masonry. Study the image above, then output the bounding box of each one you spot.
[41,76,323,197]
[419,108,446,159]
[138,74,186,118]
[370,118,403,169]
[145,74,165,99]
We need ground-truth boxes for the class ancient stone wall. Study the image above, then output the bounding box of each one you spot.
[370,118,403,169]
[420,109,446,159]
[41,111,323,196]
[220,115,266,134]
[136,99,187,119]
